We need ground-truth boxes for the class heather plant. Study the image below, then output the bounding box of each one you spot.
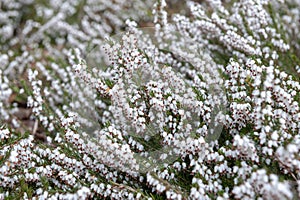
[0,0,300,200]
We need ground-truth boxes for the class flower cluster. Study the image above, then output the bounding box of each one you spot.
[0,0,300,199]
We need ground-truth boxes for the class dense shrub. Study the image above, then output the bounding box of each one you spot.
[0,0,300,199]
